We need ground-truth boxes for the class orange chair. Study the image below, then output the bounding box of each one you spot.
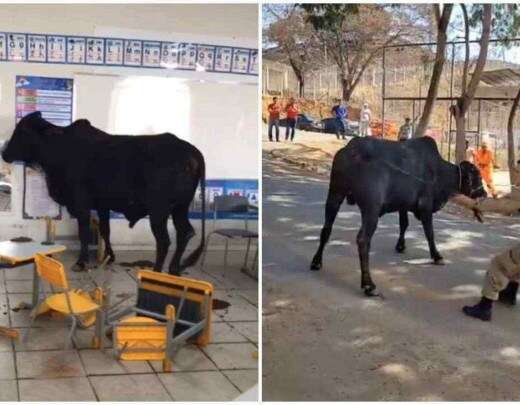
[27,253,103,349]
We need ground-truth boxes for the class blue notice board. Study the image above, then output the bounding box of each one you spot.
[16,75,72,219]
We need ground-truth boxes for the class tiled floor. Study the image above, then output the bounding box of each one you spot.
[0,249,258,401]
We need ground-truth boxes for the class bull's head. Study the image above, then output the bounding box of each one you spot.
[459,161,487,199]
[2,112,46,165]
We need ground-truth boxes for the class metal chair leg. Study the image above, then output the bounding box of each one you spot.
[200,233,215,270]
[24,310,37,343]
[65,316,77,349]
[223,238,229,270]
[242,237,252,270]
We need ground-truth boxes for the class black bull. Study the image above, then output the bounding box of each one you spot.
[2,111,206,275]
[311,136,486,296]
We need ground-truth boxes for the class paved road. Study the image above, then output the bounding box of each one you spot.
[262,151,520,401]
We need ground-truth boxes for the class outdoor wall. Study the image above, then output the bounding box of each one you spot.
[0,4,258,248]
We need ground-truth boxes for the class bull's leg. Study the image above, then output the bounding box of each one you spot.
[169,205,195,275]
[420,212,444,265]
[73,211,91,272]
[357,210,379,296]
[310,189,345,271]
[98,209,115,264]
[149,212,170,272]
[395,210,409,253]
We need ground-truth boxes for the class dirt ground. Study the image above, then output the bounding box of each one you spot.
[262,131,520,401]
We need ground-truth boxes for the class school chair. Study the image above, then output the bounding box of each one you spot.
[97,269,213,372]
[26,253,103,349]
[200,195,258,274]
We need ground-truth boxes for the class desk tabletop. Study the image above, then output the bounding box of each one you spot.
[0,241,66,264]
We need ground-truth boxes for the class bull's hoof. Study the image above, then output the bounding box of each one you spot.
[433,257,445,265]
[310,261,322,271]
[395,242,406,254]
[72,262,87,273]
[363,285,380,297]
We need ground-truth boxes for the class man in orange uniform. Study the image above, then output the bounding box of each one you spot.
[285,97,299,142]
[475,141,498,198]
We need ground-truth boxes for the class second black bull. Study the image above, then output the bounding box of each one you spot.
[311,136,486,296]
[2,112,206,275]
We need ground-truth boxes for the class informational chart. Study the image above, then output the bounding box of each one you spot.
[15,76,73,219]
[0,31,257,76]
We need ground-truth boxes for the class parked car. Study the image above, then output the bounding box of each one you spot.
[321,118,359,137]
[280,114,322,132]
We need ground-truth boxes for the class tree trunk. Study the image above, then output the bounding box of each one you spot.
[298,76,305,97]
[341,78,353,102]
[454,105,466,163]
[508,86,520,187]
[414,4,453,138]
[453,4,492,163]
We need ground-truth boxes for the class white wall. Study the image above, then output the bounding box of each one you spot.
[0,4,259,247]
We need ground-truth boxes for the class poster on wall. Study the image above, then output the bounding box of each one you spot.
[232,49,250,74]
[178,43,197,69]
[47,36,66,63]
[0,33,6,60]
[215,47,232,72]
[196,45,215,71]
[124,39,142,66]
[105,38,123,65]
[249,50,258,74]
[142,41,161,67]
[27,34,46,62]
[86,38,104,65]
[161,42,179,67]
[7,33,26,61]
[67,37,85,64]
[16,76,73,219]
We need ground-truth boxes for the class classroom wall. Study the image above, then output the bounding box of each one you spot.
[0,4,258,248]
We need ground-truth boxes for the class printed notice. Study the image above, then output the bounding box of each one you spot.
[215,47,232,72]
[232,49,250,74]
[161,42,179,67]
[142,41,161,67]
[86,38,104,64]
[178,43,196,69]
[0,33,6,60]
[47,36,66,63]
[27,35,47,62]
[249,50,258,74]
[105,38,123,65]
[7,33,26,61]
[124,40,142,66]
[197,45,215,71]
[67,37,85,63]
[24,167,61,219]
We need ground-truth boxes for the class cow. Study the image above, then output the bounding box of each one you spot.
[310,136,486,297]
[2,111,206,275]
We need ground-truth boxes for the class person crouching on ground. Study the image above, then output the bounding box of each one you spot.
[463,245,520,321]
[268,97,281,142]
[475,141,499,198]
[284,97,299,142]
[331,99,348,140]
[398,117,413,141]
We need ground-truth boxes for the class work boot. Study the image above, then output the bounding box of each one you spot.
[498,281,519,306]
[462,297,493,321]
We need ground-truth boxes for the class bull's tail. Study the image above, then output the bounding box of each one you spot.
[180,155,206,270]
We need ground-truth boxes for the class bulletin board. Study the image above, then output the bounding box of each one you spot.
[16,75,73,219]
[0,31,258,76]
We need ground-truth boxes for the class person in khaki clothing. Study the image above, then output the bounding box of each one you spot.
[463,245,520,321]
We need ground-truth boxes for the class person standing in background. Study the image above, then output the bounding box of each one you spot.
[475,141,498,198]
[331,100,348,140]
[398,117,413,141]
[285,97,299,142]
[359,103,371,137]
[267,97,281,142]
